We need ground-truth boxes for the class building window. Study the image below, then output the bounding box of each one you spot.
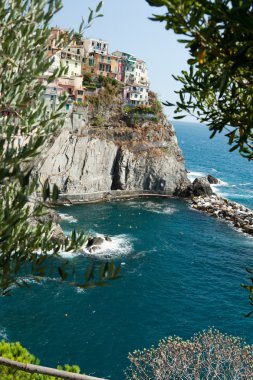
[77,49,80,54]
[101,56,104,62]
[75,63,78,67]
[77,90,83,95]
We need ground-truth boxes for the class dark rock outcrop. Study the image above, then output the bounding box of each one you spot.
[86,235,112,253]
[207,175,220,184]
[87,236,104,248]
[192,177,213,196]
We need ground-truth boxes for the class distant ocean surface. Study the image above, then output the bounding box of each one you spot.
[174,121,253,208]
[0,121,252,380]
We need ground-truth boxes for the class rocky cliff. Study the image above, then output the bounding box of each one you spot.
[35,87,191,199]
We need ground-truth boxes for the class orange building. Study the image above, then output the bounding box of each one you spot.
[82,52,119,79]
[47,28,68,57]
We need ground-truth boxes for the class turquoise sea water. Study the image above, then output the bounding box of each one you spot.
[0,121,253,379]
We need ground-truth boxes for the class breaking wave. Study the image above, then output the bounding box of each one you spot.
[81,234,134,258]
[59,213,78,223]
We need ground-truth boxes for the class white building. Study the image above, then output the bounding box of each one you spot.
[83,38,109,55]
[68,45,86,63]
[59,50,82,77]
[43,84,64,110]
[124,85,149,106]
[133,59,149,86]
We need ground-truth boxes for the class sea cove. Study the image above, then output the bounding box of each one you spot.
[0,196,253,379]
[1,122,253,379]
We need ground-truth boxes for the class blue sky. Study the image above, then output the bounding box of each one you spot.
[53,0,191,121]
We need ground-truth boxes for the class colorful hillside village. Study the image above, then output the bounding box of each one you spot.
[44,28,150,110]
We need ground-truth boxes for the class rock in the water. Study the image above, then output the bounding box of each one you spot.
[192,177,213,196]
[86,235,113,253]
[207,174,220,184]
[87,236,104,248]
[50,224,65,245]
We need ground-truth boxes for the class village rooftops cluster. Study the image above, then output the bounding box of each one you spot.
[43,27,150,110]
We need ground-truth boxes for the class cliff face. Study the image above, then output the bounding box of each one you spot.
[36,90,191,198]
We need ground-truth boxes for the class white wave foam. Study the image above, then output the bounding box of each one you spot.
[36,234,134,260]
[187,171,229,187]
[220,193,253,199]
[59,213,78,223]
[211,185,223,196]
[127,201,177,215]
[211,180,229,194]
[59,251,82,259]
[187,171,206,183]
[217,180,229,186]
[81,234,134,258]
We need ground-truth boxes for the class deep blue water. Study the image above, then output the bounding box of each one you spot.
[0,122,252,380]
[174,121,253,208]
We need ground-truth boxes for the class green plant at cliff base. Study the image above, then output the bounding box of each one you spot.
[126,328,253,379]
[0,341,80,379]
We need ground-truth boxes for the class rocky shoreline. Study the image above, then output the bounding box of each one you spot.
[189,192,253,236]
[54,175,253,240]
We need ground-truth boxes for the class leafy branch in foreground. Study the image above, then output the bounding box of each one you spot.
[0,0,104,293]
[146,0,253,159]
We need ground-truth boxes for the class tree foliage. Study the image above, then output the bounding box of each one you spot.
[126,328,253,379]
[146,0,253,314]
[0,0,107,294]
[0,341,80,379]
[146,0,253,159]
